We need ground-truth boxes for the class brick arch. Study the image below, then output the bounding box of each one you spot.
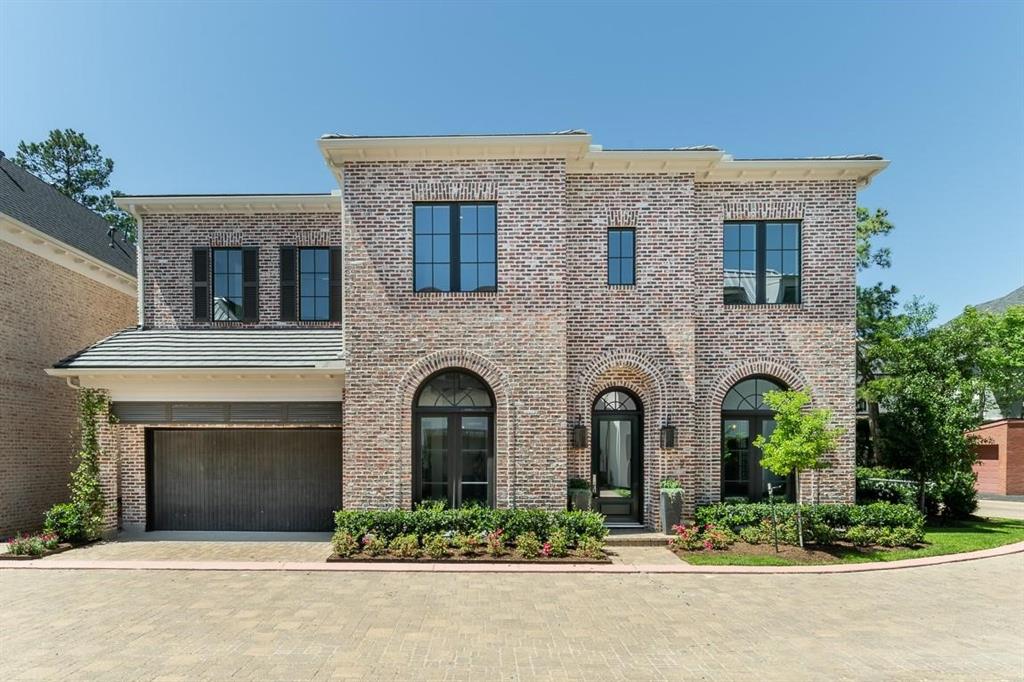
[575,350,668,422]
[392,349,514,508]
[710,358,810,412]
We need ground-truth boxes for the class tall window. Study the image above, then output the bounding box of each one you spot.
[721,376,793,502]
[607,228,635,286]
[212,248,244,321]
[299,248,330,321]
[414,202,496,293]
[723,221,801,304]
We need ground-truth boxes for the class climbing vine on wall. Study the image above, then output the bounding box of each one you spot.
[69,388,110,540]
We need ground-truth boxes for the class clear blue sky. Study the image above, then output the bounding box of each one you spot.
[2,1,1021,320]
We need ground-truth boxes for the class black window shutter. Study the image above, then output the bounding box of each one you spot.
[242,247,259,322]
[192,248,210,322]
[329,246,342,322]
[280,246,297,322]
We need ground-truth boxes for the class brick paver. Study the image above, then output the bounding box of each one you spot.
[2,554,1022,680]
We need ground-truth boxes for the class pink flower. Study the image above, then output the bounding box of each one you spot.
[703,540,713,551]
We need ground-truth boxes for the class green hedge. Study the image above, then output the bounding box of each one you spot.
[334,504,607,545]
[695,501,924,532]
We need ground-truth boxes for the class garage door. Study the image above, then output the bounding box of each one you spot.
[150,429,342,531]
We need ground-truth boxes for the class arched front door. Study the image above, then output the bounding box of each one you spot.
[721,376,793,501]
[413,370,495,508]
[591,389,642,523]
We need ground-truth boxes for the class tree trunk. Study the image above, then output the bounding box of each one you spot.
[867,401,883,464]
[795,469,804,548]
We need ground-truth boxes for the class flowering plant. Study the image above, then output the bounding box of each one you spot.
[6,532,60,557]
[485,528,505,557]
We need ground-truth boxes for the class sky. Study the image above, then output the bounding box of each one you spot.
[1,1,1021,321]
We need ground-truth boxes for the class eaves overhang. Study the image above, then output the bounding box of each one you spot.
[114,193,341,215]
[318,132,594,165]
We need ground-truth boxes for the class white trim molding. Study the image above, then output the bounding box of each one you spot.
[0,213,137,295]
[114,193,340,215]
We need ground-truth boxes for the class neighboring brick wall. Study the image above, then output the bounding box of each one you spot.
[970,420,1024,496]
[0,242,135,536]
[140,212,343,329]
[342,160,569,511]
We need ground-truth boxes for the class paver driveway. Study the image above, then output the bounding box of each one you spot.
[2,554,1022,681]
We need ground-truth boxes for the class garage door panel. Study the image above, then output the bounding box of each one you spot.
[151,429,341,531]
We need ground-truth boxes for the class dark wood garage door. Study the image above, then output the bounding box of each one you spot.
[149,429,342,531]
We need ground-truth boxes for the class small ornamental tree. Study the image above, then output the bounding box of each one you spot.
[754,390,843,547]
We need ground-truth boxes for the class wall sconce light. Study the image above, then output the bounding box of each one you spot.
[660,418,677,449]
[571,414,587,448]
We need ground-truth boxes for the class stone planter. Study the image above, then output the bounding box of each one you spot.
[568,489,592,511]
[660,489,684,534]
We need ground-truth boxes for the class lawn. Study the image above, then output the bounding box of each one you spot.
[678,517,1024,566]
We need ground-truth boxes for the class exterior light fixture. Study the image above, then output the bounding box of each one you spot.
[571,414,587,448]
[660,418,677,449]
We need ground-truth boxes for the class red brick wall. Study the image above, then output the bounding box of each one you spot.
[971,420,1024,495]
[0,242,135,536]
[140,212,343,329]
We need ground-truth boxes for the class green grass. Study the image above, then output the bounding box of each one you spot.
[680,517,1024,566]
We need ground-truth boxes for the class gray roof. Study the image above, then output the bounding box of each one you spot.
[0,154,135,276]
[975,285,1024,314]
[55,328,345,370]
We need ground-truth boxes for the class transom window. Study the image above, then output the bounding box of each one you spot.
[724,221,801,304]
[414,202,496,293]
[594,390,638,412]
[607,228,635,286]
[722,377,785,411]
[416,371,493,408]
[299,248,330,321]
[212,248,244,321]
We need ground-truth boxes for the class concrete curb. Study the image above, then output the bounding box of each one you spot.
[3,541,1022,575]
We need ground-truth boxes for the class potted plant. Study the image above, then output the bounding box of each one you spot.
[659,479,684,534]
[568,478,592,511]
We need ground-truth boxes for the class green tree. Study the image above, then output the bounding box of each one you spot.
[15,128,136,242]
[977,306,1024,419]
[754,389,844,547]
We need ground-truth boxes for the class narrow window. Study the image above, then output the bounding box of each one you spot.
[723,221,800,304]
[212,248,244,320]
[607,228,635,286]
[414,202,497,293]
[299,247,330,321]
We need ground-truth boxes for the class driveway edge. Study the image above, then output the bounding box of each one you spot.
[3,540,1022,575]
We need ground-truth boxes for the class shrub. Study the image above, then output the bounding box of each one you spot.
[331,530,359,557]
[845,525,879,547]
[553,510,607,545]
[422,533,450,559]
[856,466,918,505]
[43,502,86,543]
[695,501,924,535]
[702,526,735,550]
[843,525,922,547]
[516,532,542,559]
[577,536,605,559]
[937,471,978,520]
[453,533,483,557]
[738,523,769,545]
[6,533,59,556]
[546,529,569,558]
[669,523,705,551]
[659,479,682,490]
[568,478,591,490]
[389,534,420,558]
[485,529,505,557]
[362,533,387,557]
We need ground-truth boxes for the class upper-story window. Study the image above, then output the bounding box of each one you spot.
[607,228,635,286]
[193,247,258,323]
[723,221,801,305]
[278,246,341,323]
[414,202,497,293]
[299,248,330,321]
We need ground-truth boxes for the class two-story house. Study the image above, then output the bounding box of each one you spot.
[48,131,887,533]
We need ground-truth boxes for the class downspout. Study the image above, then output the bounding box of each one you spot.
[127,204,145,328]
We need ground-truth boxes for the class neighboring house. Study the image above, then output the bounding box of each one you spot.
[48,132,888,532]
[0,152,136,536]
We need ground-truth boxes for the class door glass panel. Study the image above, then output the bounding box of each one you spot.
[460,416,488,484]
[419,417,448,503]
[758,419,787,498]
[596,419,632,498]
[722,419,750,498]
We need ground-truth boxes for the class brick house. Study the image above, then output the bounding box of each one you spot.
[0,153,136,536]
[48,132,887,532]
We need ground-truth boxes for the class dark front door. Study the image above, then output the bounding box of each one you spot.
[722,417,791,501]
[148,428,342,531]
[591,413,642,523]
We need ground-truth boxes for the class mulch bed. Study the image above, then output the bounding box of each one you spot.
[671,541,902,564]
[327,552,611,564]
[0,543,77,561]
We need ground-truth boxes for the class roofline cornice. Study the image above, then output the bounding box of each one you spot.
[0,212,137,294]
[319,133,594,164]
[114,193,341,215]
[46,366,345,377]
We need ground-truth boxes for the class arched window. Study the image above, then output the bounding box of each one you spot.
[413,370,495,508]
[591,388,643,523]
[721,375,793,502]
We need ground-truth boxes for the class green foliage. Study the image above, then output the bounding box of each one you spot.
[546,529,569,558]
[14,129,136,242]
[754,390,842,480]
[6,533,60,556]
[659,479,682,490]
[845,525,923,547]
[669,523,736,551]
[453,533,483,557]
[856,466,918,505]
[422,533,450,559]
[361,533,387,557]
[935,471,978,520]
[696,501,924,533]
[331,530,359,557]
[43,502,86,543]
[485,529,505,557]
[516,531,542,559]
[388,534,420,558]
[567,478,591,490]
[576,536,606,559]
[856,207,894,271]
